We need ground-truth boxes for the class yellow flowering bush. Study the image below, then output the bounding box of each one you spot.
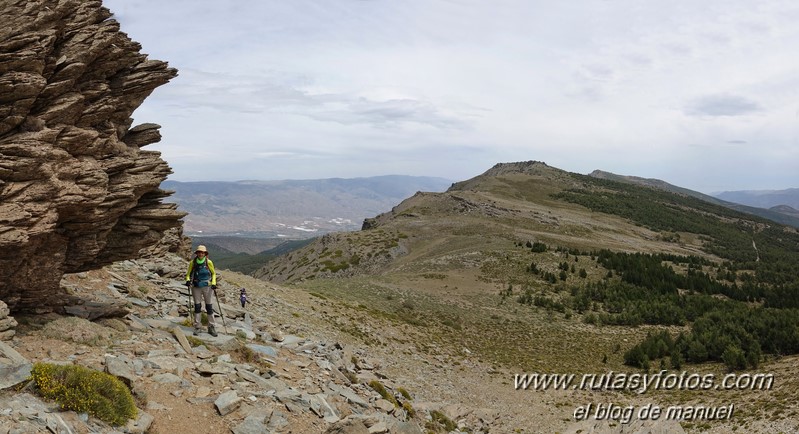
[30,363,137,426]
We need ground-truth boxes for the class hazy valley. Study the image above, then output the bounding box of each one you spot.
[163,176,452,238]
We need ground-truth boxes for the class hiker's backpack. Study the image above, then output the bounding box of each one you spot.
[191,258,212,287]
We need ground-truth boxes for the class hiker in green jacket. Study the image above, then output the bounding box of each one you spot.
[184,245,219,336]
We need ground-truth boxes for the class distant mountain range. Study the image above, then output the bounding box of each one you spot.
[259,161,799,285]
[164,172,799,244]
[590,170,799,228]
[163,175,452,237]
[714,188,799,210]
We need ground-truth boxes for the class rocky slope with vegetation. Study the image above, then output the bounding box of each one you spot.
[0,255,477,433]
[3,249,696,434]
[253,160,799,433]
[2,237,796,433]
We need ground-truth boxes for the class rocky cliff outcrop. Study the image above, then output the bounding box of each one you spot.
[0,0,185,313]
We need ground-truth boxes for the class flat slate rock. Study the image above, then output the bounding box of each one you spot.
[247,344,279,358]
[0,341,32,390]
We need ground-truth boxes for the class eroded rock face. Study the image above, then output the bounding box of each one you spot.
[0,0,185,312]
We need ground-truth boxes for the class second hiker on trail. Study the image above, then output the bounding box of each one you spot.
[185,245,219,336]
[240,288,248,308]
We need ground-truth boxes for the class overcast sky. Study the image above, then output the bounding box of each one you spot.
[104,0,799,194]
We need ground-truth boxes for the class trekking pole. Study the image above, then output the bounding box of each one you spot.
[184,283,193,319]
[213,288,228,334]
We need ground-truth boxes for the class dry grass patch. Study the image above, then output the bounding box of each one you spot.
[39,316,118,347]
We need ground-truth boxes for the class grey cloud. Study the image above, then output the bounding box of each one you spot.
[741,21,771,35]
[689,140,748,149]
[661,43,693,58]
[157,70,468,130]
[306,98,468,129]
[565,69,607,102]
[622,53,653,67]
[565,62,620,102]
[154,71,311,112]
[567,85,603,102]
[685,94,762,117]
[700,32,732,47]
[582,64,614,81]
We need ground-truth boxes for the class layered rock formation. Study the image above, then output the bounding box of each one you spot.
[0,0,185,312]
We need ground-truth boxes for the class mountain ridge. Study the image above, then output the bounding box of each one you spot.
[256,161,799,286]
[165,165,799,240]
[260,161,763,284]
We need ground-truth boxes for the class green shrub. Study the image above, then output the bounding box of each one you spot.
[30,363,137,426]
[722,345,748,371]
[398,387,412,400]
[180,313,208,327]
[426,410,457,432]
[232,345,272,370]
[369,380,399,407]
[531,242,548,252]
[186,336,204,347]
[340,368,358,384]
[402,400,416,418]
